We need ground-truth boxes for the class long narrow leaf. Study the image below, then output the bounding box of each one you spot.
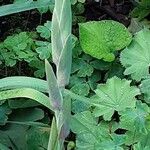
[0,0,54,17]
[6,121,49,127]
[0,77,92,106]
[0,76,48,92]
[0,88,53,110]
[59,95,71,140]
[45,60,63,110]
[51,0,72,87]
[57,34,72,87]
[48,117,59,150]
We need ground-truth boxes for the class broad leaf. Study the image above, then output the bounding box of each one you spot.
[9,108,44,122]
[125,130,145,146]
[69,75,86,88]
[71,111,98,136]
[71,111,121,150]
[133,132,150,150]
[0,103,12,125]
[92,76,140,120]
[71,83,90,96]
[120,28,150,81]
[119,101,150,133]
[79,20,132,62]
[0,124,28,149]
[98,134,125,150]
[8,98,40,109]
[26,126,50,150]
[105,63,124,79]
[90,60,111,71]
[140,77,150,103]
[71,83,90,113]
[71,58,94,77]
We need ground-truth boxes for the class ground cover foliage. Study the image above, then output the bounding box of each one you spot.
[0,0,150,149]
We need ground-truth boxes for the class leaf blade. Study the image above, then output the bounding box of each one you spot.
[0,88,53,110]
[0,0,53,17]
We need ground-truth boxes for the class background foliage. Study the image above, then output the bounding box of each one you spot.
[0,0,150,150]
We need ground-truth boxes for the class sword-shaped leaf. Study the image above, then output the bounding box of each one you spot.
[0,88,53,110]
[0,76,48,93]
[45,60,63,110]
[51,0,72,87]
[48,117,59,150]
[0,0,53,17]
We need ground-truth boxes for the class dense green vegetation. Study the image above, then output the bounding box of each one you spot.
[0,0,150,149]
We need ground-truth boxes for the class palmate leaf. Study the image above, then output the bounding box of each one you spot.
[51,0,72,87]
[36,21,52,39]
[119,101,150,133]
[71,111,124,150]
[72,58,94,77]
[0,123,49,150]
[35,41,52,60]
[29,59,45,78]
[0,32,36,67]
[92,76,140,121]
[0,88,53,110]
[133,132,150,150]
[124,129,145,146]
[105,63,124,79]
[98,134,125,150]
[71,83,90,96]
[140,77,150,103]
[71,111,105,149]
[79,20,132,62]
[90,59,111,71]
[71,111,98,135]
[120,28,150,81]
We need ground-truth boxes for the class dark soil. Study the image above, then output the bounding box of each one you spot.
[85,0,133,26]
[0,0,133,38]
